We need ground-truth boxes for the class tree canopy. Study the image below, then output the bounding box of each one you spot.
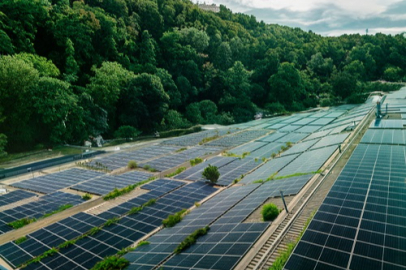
[0,0,405,153]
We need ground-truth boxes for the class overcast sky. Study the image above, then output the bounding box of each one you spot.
[194,0,406,36]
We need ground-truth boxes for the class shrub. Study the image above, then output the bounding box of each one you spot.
[82,193,92,200]
[165,167,186,177]
[90,256,129,270]
[8,217,36,229]
[127,160,137,169]
[261,203,280,221]
[114,125,141,141]
[190,157,203,166]
[162,209,188,227]
[174,226,210,254]
[202,164,220,184]
[15,236,27,245]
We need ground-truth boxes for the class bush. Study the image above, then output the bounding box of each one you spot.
[114,125,141,141]
[15,236,27,245]
[190,157,203,166]
[202,164,220,184]
[265,102,285,114]
[162,209,188,227]
[82,194,92,201]
[90,256,129,270]
[127,160,137,169]
[261,203,280,221]
[174,226,210,254]
[8,217,36,229]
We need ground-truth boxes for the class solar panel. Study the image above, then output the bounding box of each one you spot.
[310,133,350,150]
[11,168,103,194]
[369,119,406,129]
[70,170,153,195]
[0,190,37,207]
[240,155,298,184]
[285,144,406,270]
[205,130,269,148]
[361,129,406,145]
[280,139,320,156]
[278,146,337,176]
[0,192,83,236]
[139,146,221,172]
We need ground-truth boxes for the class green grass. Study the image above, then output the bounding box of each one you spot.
[7,217,36,229]
[20,198,158,268]
[0,146,82,169]
[174,226,210,254]
[268,211,315,270]
[165,167,186,177]
[82,193,92,200]
[15,236,27,245]
[198,135,220,145]
[176,147,187,152]
[190,157,203,166]
[103,178,156,200]
[162,209,188,227]
[42,204,73,218]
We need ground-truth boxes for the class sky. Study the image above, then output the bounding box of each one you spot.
[193,0,406,36]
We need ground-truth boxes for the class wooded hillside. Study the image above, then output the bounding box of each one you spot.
[0,0,405,153]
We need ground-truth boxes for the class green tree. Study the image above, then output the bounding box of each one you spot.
[383,66,402,82]
[87,62,135,130]
[14,53,60,77]
[140,30,156,66]
[261,203,280,221]
[0,55,39,149]
[32,77,84,144]
[162,110,190,130]
[114,125,140,141]
[268,62,304,106]
[64,38,79,83]
[118,73,169,130]
[214,42,232,70]
[202,164,220,184]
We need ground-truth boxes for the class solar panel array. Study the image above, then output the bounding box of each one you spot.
[125,185,258,270]
[175,156,261,186]
[0,190,36,207]
[126,172,315,270]
[11,169,103,194]
[278,145,337,176]
[205,130,269,147]
[248,142,286,159]
[175,157,236,181]
[227,141,268,155]
[70,170,153,195]
[86,145,180,171]
[240,155,298,184]
[160,129,237,147]
[285,144,406,270]
[280,139,319,156]
[139,146,221,172]
[310,133,349,150]
[369,119,406,129]
[361,129,406,145]
[0,180,217,270]
[0,192,83,234]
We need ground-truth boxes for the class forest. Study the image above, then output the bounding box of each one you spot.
[0,0,405,154]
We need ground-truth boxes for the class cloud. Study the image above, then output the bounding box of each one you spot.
[195,0,406,36]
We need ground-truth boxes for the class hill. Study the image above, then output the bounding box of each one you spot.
[0,0,404,153]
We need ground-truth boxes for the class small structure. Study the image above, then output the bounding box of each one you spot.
[198,3,220,12]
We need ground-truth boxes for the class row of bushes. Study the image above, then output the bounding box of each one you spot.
[165,167,186,178]
[190,157,203,166]
[174,226,210,254]
[8,204,74,229]
[21,198,156,268]
[162,209,188,227]
[103,177,156,200]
